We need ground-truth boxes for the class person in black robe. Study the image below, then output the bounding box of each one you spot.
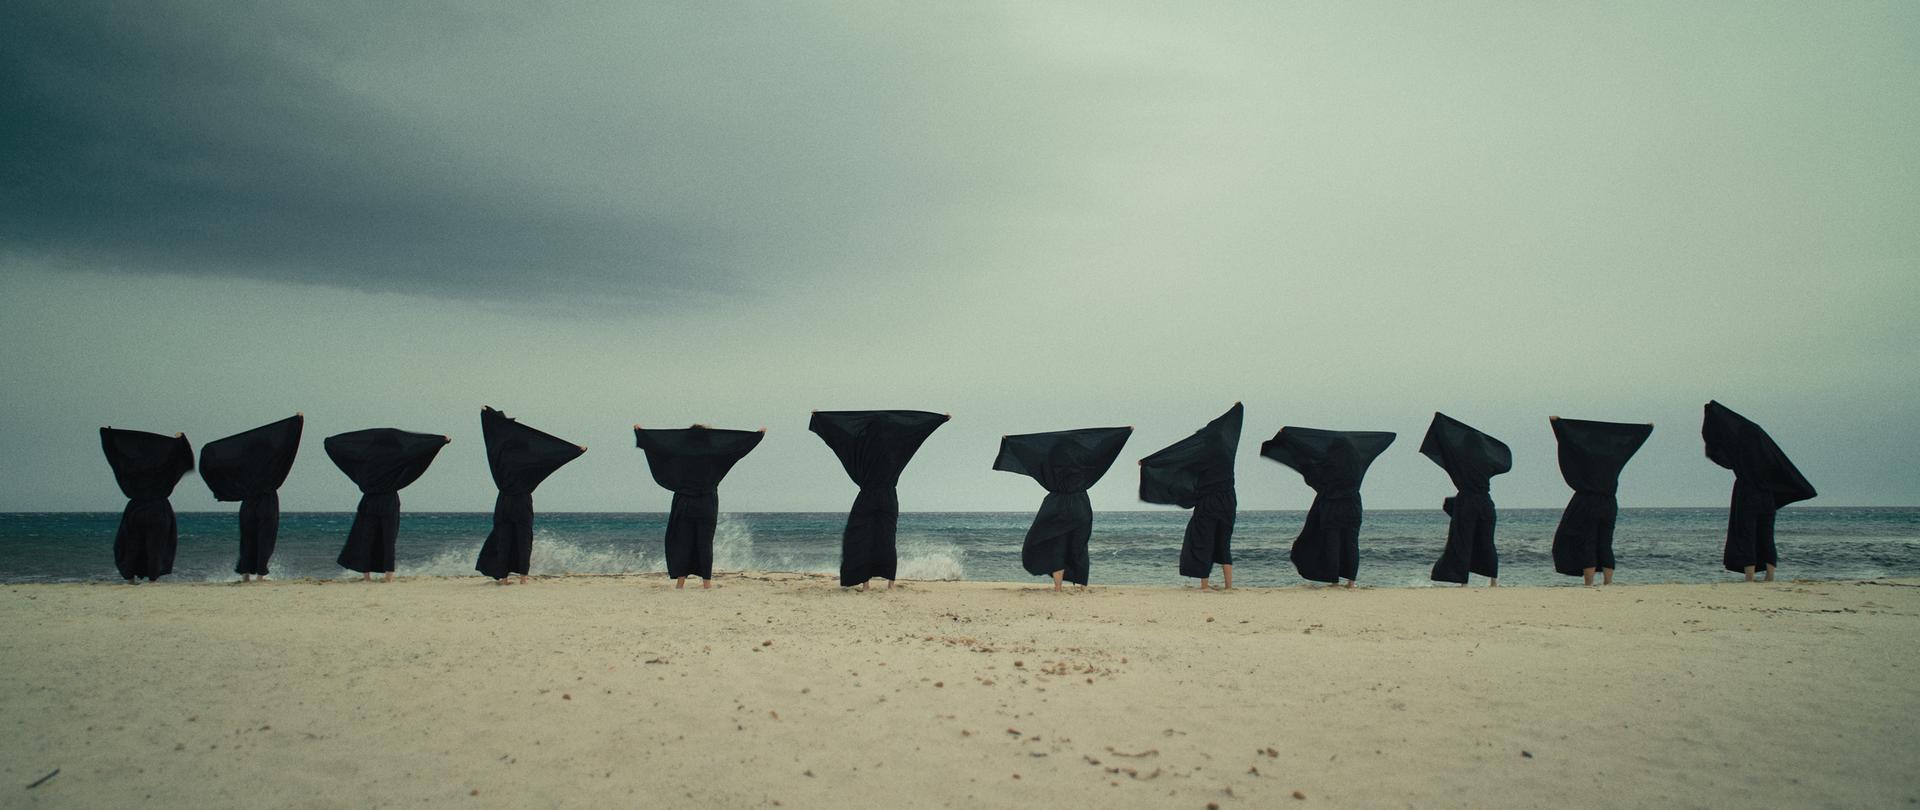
[199,414,303,583]
[100,427,195,583]
[1421,412,1511,587]
[325,428,450,582]
[633,424,765,589]
[474,407,586,585]
[1139,403,1242,590]
[1549,416,1653,586]
[1261,427,1396,588]
[1703,401,1816,582]
[808,410,951,590]
[993,426,1132,591]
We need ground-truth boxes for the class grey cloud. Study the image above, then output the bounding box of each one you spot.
[3,1,1919,512]
[0,2,1275,305]
[0,1,728,302]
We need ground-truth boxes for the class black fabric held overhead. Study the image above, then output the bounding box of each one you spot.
[199,414,303,576]
[474,407,586,580]
[1138,403,1242,580]
[100,427,195,581]
[1420,412,1511,584]
[634,427,764,581]
[1548,417,1653,576]
[1703,401,1817,574]
[993,426,1133,586]
[1261,426,1396,584]
[325,428,450,574]
[808,410,950,588]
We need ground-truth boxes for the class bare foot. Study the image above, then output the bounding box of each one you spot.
[675,577,686,590]
[1051,570,1064,592]
[886,579,895,591]
[1744,564,1757,582]
[495,577,511,586]
[1199,579,1211,591]
[1222,564,1233,590]
[1763,565,1776,583]
[518,575,528,585]
[383,572,394,584]
[1582,567,1596,587]
[858,581,868,592]
[1343,579,1355,589]
[1489,578,1498,588]
[702,578,712,590]
[1601,568,1614,586]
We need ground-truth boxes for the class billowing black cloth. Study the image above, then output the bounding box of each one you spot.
[994,426,1132,586]
[1139,403,1242,580]
[200,415,303,576]
[1420,413,1511,584]
[808,410,950,587]
[1549,417,1653,576]
[634,427,764,580]
[1260,427,1395,584]
[474,407,585,580]
[325,428,449,574]
[100,428,195,581]
[1703,401,1816,573]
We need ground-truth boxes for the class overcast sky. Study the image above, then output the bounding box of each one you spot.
[3,1,1915,513]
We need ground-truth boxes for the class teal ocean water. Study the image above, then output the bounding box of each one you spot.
[3,508,1916,587]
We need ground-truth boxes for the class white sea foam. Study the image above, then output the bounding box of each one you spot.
[193,519,972,582]
[403,529,657,578]
[895,534,966,581]
[711,514,762,572]
[390,520,789,579]
[408,542,488,578]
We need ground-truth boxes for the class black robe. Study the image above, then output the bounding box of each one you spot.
[1549,418,1653,576]
[100,428,195,581]
[199,415,303,576]
[1703,401,1816,573]
[808,410,950,587]
[1421,412,1511,584]
[1261,427,1396,584]
[993,426,1132,586]
[1138,403,1242,580]
[474,407,585,580]
[324,428,449,574]
[634,427,764,580]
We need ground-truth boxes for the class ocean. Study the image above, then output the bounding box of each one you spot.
[3,508,1917,587]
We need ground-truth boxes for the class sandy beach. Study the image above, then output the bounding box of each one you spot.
[3,575,1917,809]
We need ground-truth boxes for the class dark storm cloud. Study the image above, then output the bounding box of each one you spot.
[0,1,724,301]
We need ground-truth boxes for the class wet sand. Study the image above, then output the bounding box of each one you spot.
[3,575,1917,808]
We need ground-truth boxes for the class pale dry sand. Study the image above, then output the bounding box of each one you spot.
[2,575,1917,809]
